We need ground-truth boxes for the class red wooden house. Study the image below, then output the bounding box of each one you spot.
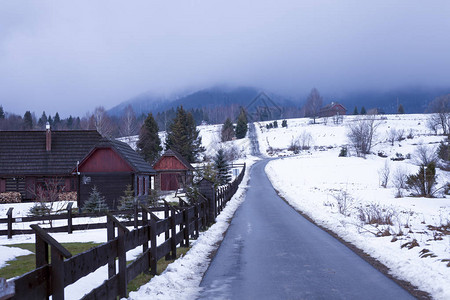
[76,139,156,209]
[153,149,195,191]
[319,102,347,117]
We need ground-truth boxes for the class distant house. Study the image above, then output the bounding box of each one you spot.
[0,126,155,209]
[76,139,156,209]
[319,102,347,117]
[153,149,195,191]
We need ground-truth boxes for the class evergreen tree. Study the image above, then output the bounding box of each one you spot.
[398,104,405,114]
[281,119,288,128]
[273,120,278,128]
[53,112,61,129]
[215,149,231,185]
[235,108,248,139]
[353,106,359,115]
[82,186,108,212]
[23,111,33,129]
[360,106,367,115]
[118,185,135,219]
[47,115,53,126]
[67,116,74,129]
[0,105,5,119]
[221,117,235,142]
[38,111,47,128]
[75,117,81,129]
[165,106,204,162]
[137,113,162,164]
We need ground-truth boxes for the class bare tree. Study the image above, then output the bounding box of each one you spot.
[304,88,323,124]
[347,116,379,157]
[413,144,437,166]
[378,161,390,188]
[387,128,397,146]
[119,105,138,140]
[392,166,408,197]
[92,106,114,137]
[427,94,450,135]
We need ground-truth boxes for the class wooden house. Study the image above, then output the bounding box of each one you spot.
[76,139,156,209]
[153,149,195,191]
[0,126,155,209]
[319,102,347,117]
[0,128,103,201]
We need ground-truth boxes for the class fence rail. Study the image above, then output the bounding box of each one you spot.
[0,163,246,300]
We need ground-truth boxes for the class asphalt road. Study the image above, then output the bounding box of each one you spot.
[198,159,414,300]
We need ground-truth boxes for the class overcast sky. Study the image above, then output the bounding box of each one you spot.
[1,1,449,117]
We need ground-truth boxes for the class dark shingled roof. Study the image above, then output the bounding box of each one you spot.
[0,130,103,176]
[89,138,156,174]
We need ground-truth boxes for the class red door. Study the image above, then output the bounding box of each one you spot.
[160,173,179,191]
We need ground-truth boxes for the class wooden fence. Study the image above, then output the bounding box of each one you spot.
[0,163,245,300]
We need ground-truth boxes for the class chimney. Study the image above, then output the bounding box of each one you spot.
[46,122,51,151]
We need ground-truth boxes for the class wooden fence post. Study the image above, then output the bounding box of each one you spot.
[6,208,13,239]
[164,203,170,260]
[183,209,190,248]
[133,202,139,229]
[149,215,157,275]
[30,224,72,300]
[194,204,199,239]
[170,207,177,259]
[106,215,116,279]
[106,213,130,299]
[67,202,73,234]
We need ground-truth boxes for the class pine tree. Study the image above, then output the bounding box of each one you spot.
[215,149,231,185]
[235,108,248,139]
[0,105,5,119]
[137,113,162,164]
[353,106,358,115]
[53,112,61,129]
[67,116,73,129]
[165,106,204,162]
[360,106,367,115]
[221,117,235,142]
[282,119,288,128]
[38,111,47,128]
[273,120,278,128]
[23,111,33,129]
[47,115,53,126]
[398,104,405,114]
[118,185,135,219]
[82,186,109,212]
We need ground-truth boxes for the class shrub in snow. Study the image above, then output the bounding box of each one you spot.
[339,146,348,157]
[281,119,287,128]
[406,162,437,197]
[358,203,396,226]
[332,190,353,216]
[83,186,108,213]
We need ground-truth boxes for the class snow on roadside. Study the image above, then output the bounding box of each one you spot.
[128,158,257,300]
[266,152,450,300]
